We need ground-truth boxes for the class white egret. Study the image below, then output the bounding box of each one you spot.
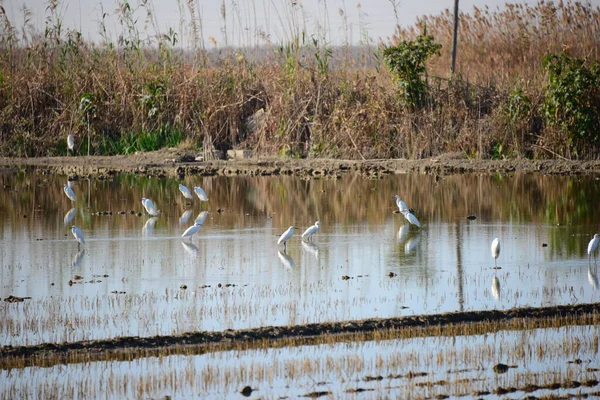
[63,207,77,226]
[278,250,295,269]
[587,234,599,264]
[492,276,501,300]
[182,222,203,241]
[491,238,501,267]
[277,226,297,252]
[402,210,421,228]
[63,184,77,202]
[71,225,85,250]
[194,187,209,201]
[301,221,320,241]
[141,198,160,216]
[194,211,209,225]
[393,195,408,213]
[67,135,75,155]
[179,184,193,200]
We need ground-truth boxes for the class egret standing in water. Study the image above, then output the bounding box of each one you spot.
[301,221,320,242]
[402,210,421,228]
[71,225,85,250]
[194,187,209,202]
[181,222,202,241]
[67,135,75,155]
[63,184,77,202]
[178,184,193,201]
[141,198,160,216]
[393,195,408,214]
[278,226,297,252]
[588,234,599,264]
[491,238,501,267]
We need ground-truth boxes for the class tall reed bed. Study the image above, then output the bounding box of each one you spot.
[0,1,598,159]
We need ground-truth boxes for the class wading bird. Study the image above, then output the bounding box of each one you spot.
[71,225,85,250]
[393,195,408,214]
[588,234,599,264]
[63,184,77,202]
[277,226,297,252]
[67,135,75,155]
[179,184,193,200]
[141,198,160,216]
[181,222,203,241]
[194,187,209,202]
[491,238,501,267]
[301,221,320,242]
[402,210,421,228]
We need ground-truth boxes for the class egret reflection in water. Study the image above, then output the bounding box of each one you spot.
[71,248,86,268]
[588,268,599,289]
[492,276,501,300]
[278,250,295,269]
[195,211,209,225]
[63,207,77,226]
[404,235,420,254]
[397,224,409,243]
[181,241,200,258]
[142,217,158,235]
[301,240,319,259]
[179,210,193,225]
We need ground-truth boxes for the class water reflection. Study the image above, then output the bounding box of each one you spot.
[588,268,598,289]
[2,172,600,346]
[195,211,209,225]
[142,217,159,235]
[63,207,77,226]
[278,251,295,269]
[71,248,86,268]
[182,241,200,258]
[179,210,193,225]
[492,276,501,300]
[301,240,319,259]
[404,235,420,254]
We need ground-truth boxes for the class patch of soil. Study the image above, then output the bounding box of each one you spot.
[2,149,600,179]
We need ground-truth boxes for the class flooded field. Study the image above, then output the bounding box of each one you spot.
[2,323,599,398]
[1,172,600,346]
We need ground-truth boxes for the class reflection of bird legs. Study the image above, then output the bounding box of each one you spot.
[77,242,81,251]
[283,242,287,253]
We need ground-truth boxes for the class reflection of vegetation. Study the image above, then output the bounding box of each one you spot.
[1,172,599,258]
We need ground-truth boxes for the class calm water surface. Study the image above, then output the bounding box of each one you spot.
[1,172,600,345]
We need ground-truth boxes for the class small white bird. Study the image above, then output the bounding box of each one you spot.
[194,186,209,201]
[63,184,77,202]
[588,234,599,263]
[301,221,320,241]
[182,222,203,241]
[402,210,421,228]
[393,195,408,213]
[141,198,160,216]
[491,238,501,267]
[71,225,85,250]
[179,184,193,200]
[277,226,297,252]
[67,135,75,154]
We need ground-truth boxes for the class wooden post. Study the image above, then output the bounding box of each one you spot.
[451,0,459,75]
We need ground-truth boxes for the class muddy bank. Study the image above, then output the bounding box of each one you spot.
[2,149,600,179]
[2,302,599,370]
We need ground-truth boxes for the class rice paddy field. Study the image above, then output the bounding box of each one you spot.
[1,170,600,397]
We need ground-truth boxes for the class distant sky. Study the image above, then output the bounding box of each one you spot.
[6,0,559,47]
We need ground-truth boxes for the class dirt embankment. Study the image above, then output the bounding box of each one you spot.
[2,302,599,369]
[1,149,600,179]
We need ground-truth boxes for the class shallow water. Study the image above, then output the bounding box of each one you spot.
[1,172,600,345]
[2,324,599,398]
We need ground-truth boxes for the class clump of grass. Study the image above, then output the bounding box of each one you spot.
[0,1,599,159]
